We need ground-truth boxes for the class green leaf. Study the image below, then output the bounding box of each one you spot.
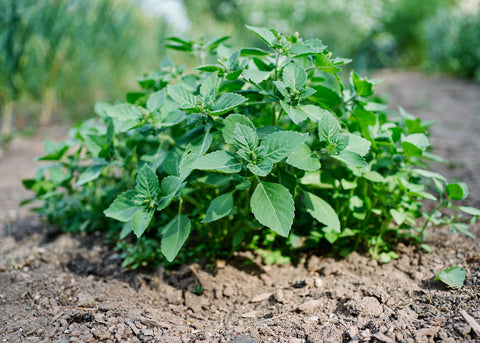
[157,176,185,210]
[290,39,327,56]
[280,101,307,124]
[161,215,191,262]
[154,109,186,128]
[146,90,165,112]
[211,93,247,115]
[200,73,218,98]
[105,104,142,121]
[282,62,307,90]
[245,25,277,47]
[179,132,213,180]
[352,71,375,97]
[192,151,242,173]
[401,134,430,157]
[353,106,377,126]
[76,159,108,186]
[250,182,295,237]
[446,182,469,200]
[37,140,72,161]
[222,114,255,145]
[233,123,259,152]
[390,209,406,225]
[333,151,367,168]
[242,69,271,83]
[436,266,466,289]
[286,144,321,171]
[167,84,199,110]
[344,134,371,156]
[314,54,341,74]
[104,190,138,222]
[202,192,234,223]
[304,192,340,232]
[362,171,385,183]
[49,167,70,185]
[300,104,330,122]
[247,159,274,176]
[261,131,307,163]
[454,206,480,216]
[132,209,154,238]
[136,164,160,199]
[240,47,271,56]
[411,169,447,183]
[318,112,340,142]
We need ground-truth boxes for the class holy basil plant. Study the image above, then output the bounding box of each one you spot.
[23,26,480,267]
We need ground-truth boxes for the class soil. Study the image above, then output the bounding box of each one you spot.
[1,70,480,343]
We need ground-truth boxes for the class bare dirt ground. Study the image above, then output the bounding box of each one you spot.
[1,71,480,343]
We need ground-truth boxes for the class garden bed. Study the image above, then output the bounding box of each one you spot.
[1,70,480,342]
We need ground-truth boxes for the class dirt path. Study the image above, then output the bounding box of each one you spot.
[1,71,480,343]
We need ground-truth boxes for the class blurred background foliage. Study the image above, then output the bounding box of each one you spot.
[1,0,479,136]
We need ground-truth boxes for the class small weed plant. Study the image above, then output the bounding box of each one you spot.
[23,26,479,267]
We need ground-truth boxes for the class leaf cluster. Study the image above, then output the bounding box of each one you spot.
[23,26,479,267]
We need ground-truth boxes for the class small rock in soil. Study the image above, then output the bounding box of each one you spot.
[344,297,383,317]
[230,333,259,343]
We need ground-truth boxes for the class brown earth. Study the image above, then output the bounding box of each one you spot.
[1,70,480,343]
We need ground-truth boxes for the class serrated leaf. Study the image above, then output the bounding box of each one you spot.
[331,133,349,153]
[318,112,341,142]
[167,84,199,110]
[446,182,469,200]
[179,132,213,180]
[273,80,289,99]
[245,25,277,46]
[315,54,341,73]
[363,171,385,183]
[402,134,429,157]
[352,71,374,97]
[290,39,327,56]
[261,131,307,163]
[222,114,255,145]
[243,69,271,83]
[280,101,307,124]
[233,123,259,152]
[333,151,367,168]
[251,182,294,237]
[344,134,371,156]
[157,176,184,210]
[300,104,330,122]
[136,164,160,199]
[436,266,466,289]
[105,103,142,121]
[247,159,274,176]
[353,106,377,126]
[286,144,321,171]
[304,192,340,232]
[132,208,154,238]
[192,151,242,173]
[202,192,234,223]
[76,160,108,186]
[161,215,191,262]
[104,190,138,222]
[146,90,165,112]
[200,73,218,98]
[282,62,307,90]
[211,93,247,115]
[154,109,186,128]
